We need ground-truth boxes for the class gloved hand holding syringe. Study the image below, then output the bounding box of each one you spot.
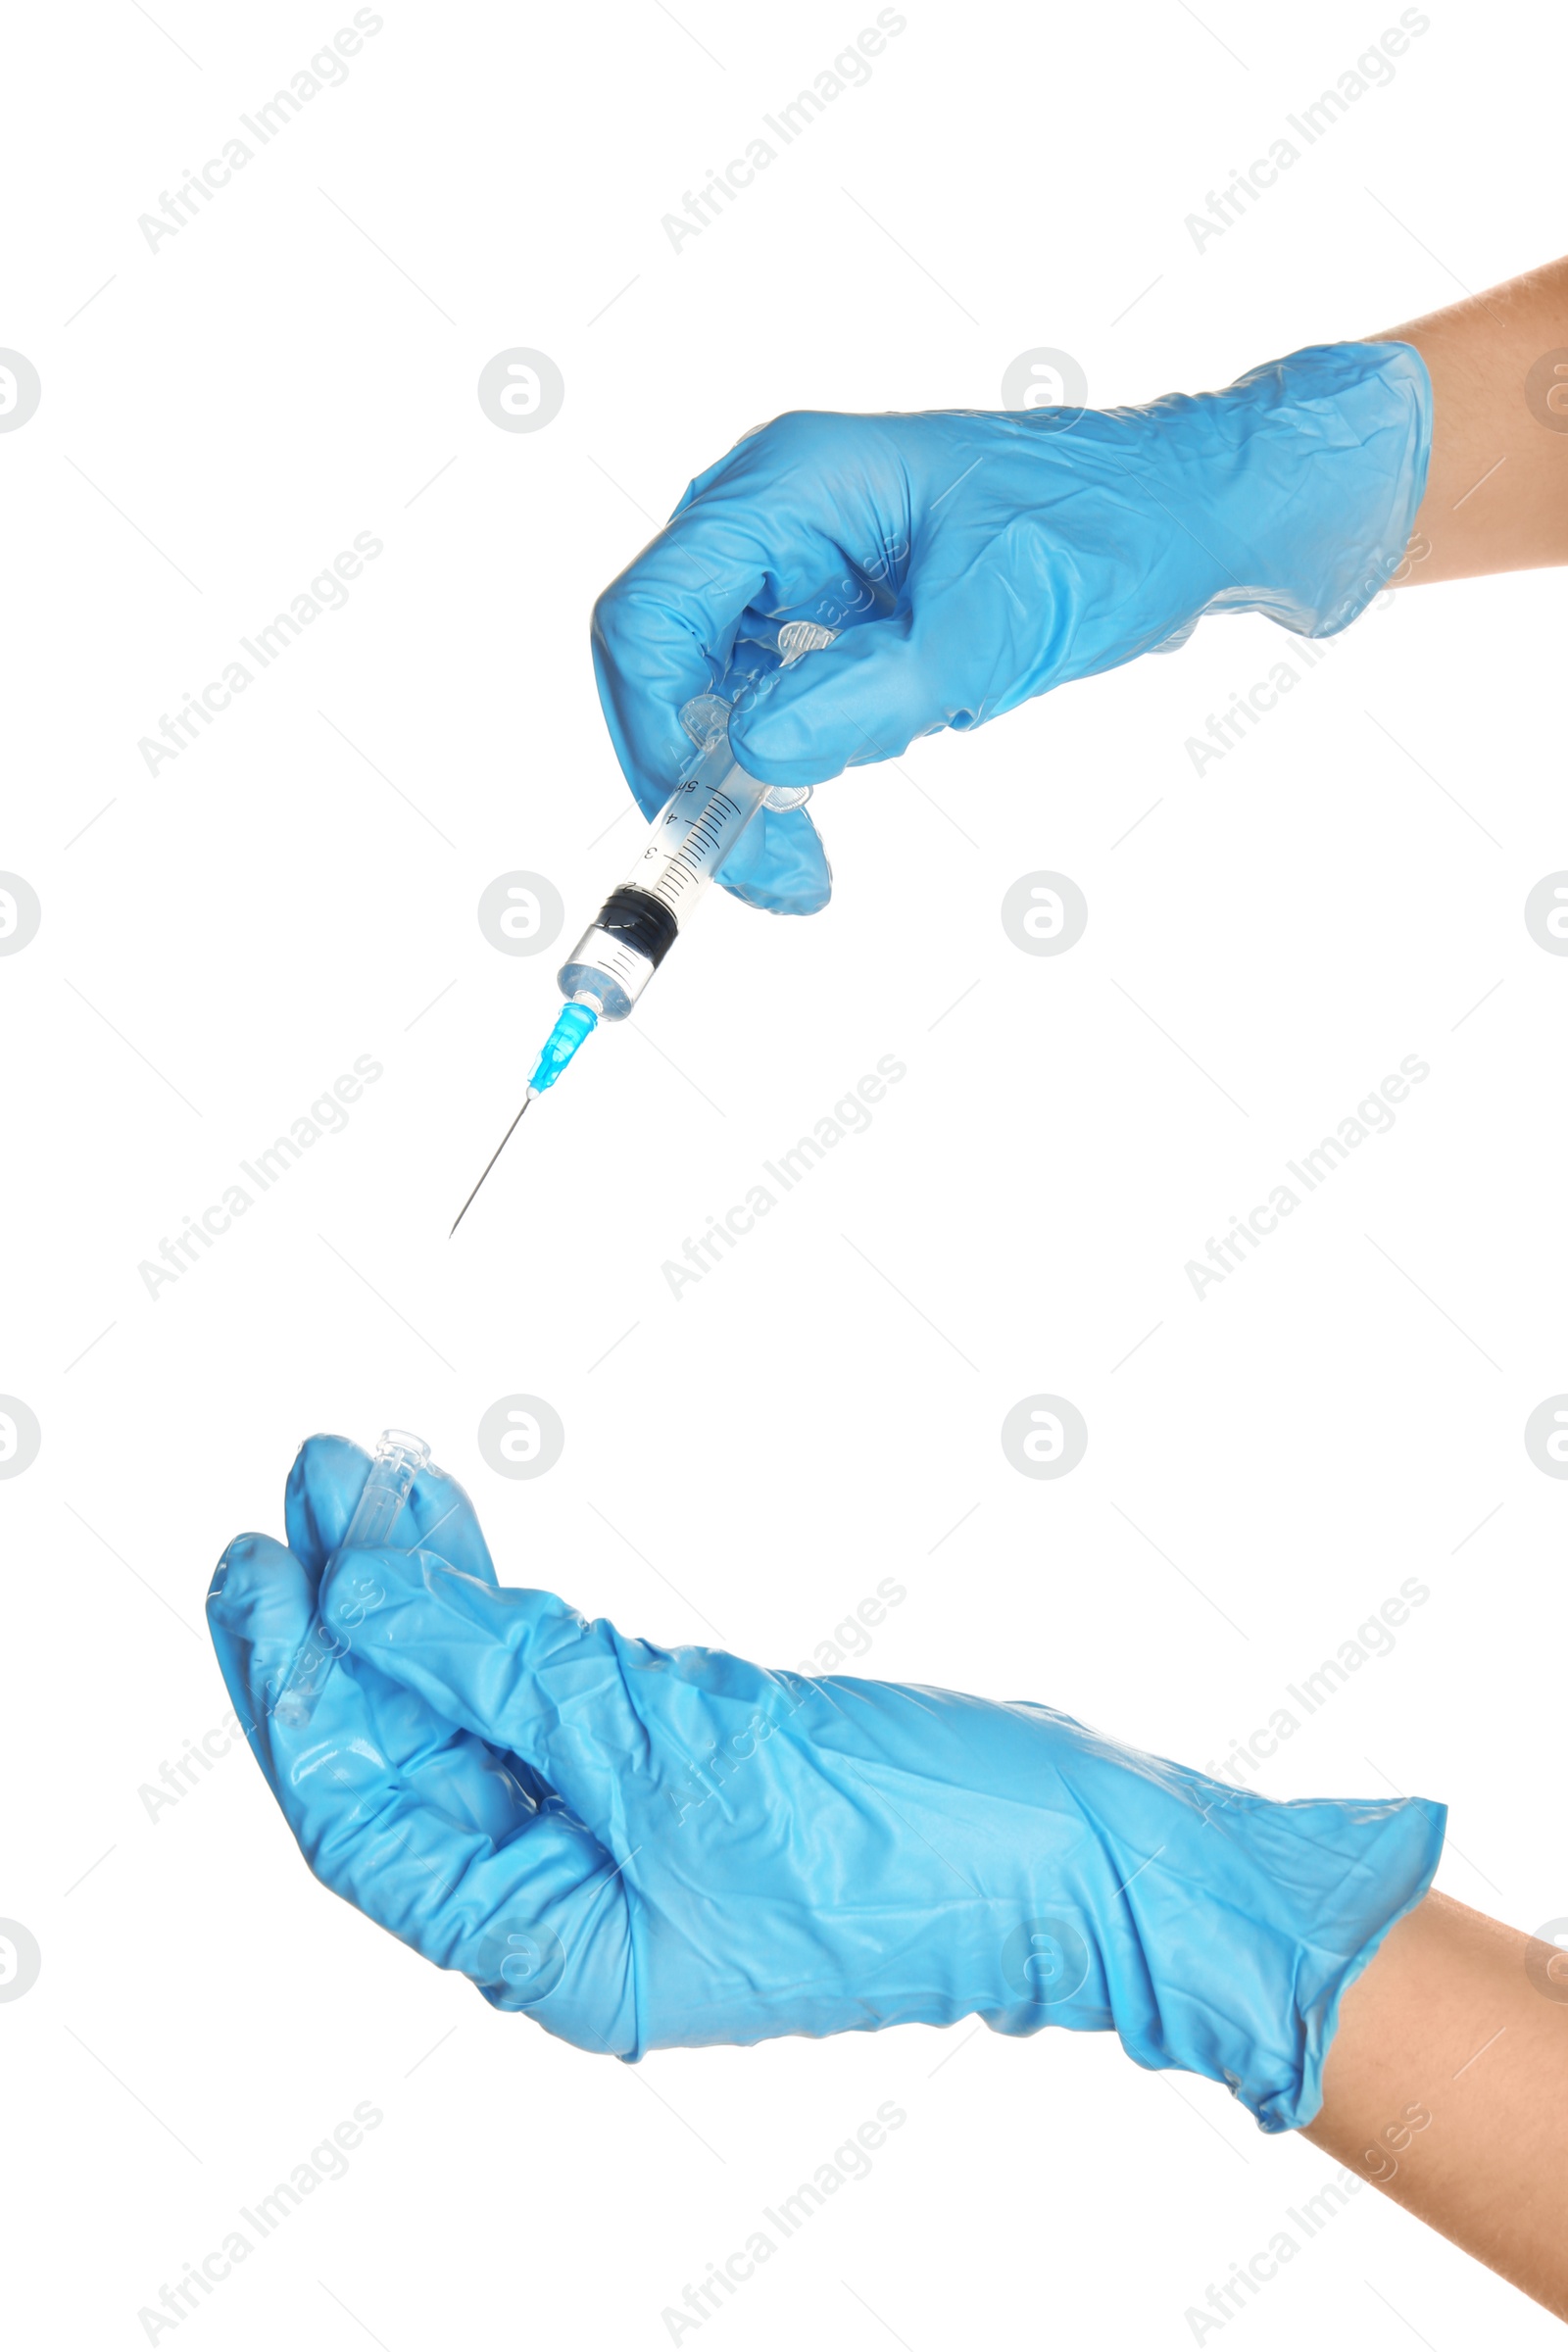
[449,619,836,1235]
[452,337,1443,1234]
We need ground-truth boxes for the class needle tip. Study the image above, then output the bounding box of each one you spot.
[447,1093,534,1238]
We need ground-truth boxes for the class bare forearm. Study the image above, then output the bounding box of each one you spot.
[1301,1889,1568,2320]
[1372,256,1568,583]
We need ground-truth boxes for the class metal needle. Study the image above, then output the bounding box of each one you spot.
[449,1094,534,1237]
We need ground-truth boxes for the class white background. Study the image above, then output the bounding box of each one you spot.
[3,0,1566,2344]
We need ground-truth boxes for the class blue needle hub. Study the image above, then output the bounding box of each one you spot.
[528,999,599,1094]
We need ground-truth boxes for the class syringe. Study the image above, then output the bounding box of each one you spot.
[271,1428,431,1730]
[450,620,836,1235]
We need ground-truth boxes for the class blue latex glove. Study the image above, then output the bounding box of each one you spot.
[592,340,1432,913]
[210,1438,1445,2130]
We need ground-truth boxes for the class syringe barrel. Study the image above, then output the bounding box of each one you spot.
[556,887,678,1021]
[556,730,769,1020]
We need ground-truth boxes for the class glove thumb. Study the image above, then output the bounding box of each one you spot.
[729,612,975,789]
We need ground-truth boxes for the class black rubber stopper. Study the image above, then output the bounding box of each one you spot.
[596,886,680,968]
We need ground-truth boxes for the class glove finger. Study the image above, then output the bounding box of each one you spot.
[592,501,848,824]
[207,1537,631,2038]
[305,1761,635,2043]
[207,1530,338,1809]
[712,801,831,915]
[284,1435,498,1586]
[208,1531,534,1837]
[318,1546,636,1826]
